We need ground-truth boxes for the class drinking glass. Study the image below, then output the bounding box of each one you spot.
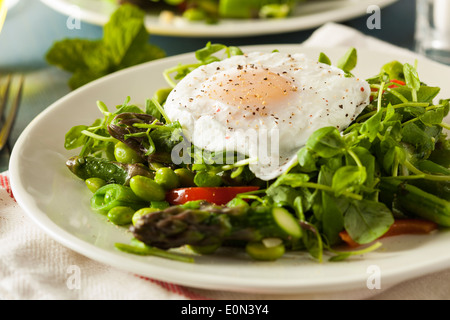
[415,0,450,65]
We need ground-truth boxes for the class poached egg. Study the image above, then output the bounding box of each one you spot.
[164,51,370,181]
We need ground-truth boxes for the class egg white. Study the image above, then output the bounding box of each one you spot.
[164,51,371,181]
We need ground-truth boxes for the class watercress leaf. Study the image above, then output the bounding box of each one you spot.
[318,155,345,172]
[440,99,450,116]
[321,193,348,245]
[297,147,318,173]
[114,104,143,115]
[419,107,446,125]
[346,147,376,186]
[332,166,367,196]
[380,60,404,82]
[403,63,421,92]
[195,43,226,62]
[318,52,331,65]
[150,123,184,153]
[65,125,89,150]
[417,86,440,103]
[266,185,303,208]
[306,127,346,158]
[402,122,435,157]
[344,199,394,245]
[317,163,335,186]
[337,47,357,74]
[145,99,162,120]
[359,109,383,142]
[227,46,244,57]
[428,134,450,168]
[271,173,310,188]
[388,86,439,104]
[384,103,396,123]
[382,145,406,176]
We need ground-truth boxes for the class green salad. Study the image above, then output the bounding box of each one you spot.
[64,43,450,263]
[116,0,304,22]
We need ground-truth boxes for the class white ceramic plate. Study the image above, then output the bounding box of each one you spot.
[9,45,450,295]
[39,0,398,37]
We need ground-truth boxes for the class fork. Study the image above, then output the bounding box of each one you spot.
[0,74,25,152]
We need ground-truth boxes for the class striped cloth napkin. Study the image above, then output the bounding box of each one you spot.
[2,23,450,300]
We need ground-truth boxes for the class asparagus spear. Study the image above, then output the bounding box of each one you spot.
[130,202,302,250]
[379,178,450,227]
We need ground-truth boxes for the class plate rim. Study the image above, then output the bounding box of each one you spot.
[9,44,450,295]
[39,0,399,38]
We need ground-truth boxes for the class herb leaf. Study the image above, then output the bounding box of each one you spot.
[337,47,357,74]
[344,200,394,245]
[46,4,165,90]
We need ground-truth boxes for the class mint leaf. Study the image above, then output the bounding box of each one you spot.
[46,4,166,90]
[46,39,106,73]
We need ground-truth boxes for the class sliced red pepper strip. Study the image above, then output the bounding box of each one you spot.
[166,186,260,206]
[389,79,406,88]
[370,79,406,101]
[339,219,439,248]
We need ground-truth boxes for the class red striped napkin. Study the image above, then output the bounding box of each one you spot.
[0,171,210,300]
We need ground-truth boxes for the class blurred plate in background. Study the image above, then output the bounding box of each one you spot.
[39,0,398,37]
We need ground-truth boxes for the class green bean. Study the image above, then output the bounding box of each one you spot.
[107,206,135,226]
[85,178,106,193]
[155,167,180,190]
[130,175,166,202]
[245,241,285,261]
[114,142,143,164]
[174,168,196,187]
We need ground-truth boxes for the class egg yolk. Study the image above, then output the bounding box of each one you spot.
[203,65,298,118]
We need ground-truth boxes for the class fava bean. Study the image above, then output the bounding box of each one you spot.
[194,171,222,187]
[226,197,249,208]
[107,206,135,226]
[151,201,170,210]
[155,167,180,190]
[130,175,166,202]
[149,162,165,171]
[132,207,159,226]
[114,142,143,164]
[85,178,106,193]
[174,168,196,187]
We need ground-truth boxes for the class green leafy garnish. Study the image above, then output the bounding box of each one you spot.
[46,4,166,90]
